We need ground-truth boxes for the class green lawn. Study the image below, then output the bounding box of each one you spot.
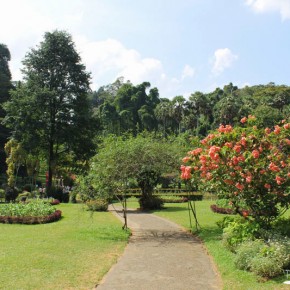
[118,198,289,290]
[0,203,129,290]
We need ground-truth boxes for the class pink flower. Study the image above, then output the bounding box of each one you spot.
[242,210,249,217]
[240,137,247,147]
[189,148,203,155]
[252,150,260,159]
[275,175,284,185]
[180,165,192,180]
[269,162,280,172]
[284,123,290,130]
[235,183,244,190]
[182,156,190,163]
[240,117,247,123]
[264,183,271,189]
[245,175,252,183]
[218,124,233,133]
[274,125,281,135]
[224,142,233,148]
[265,127,271,134]
[224,179,234,185]
[233,145,242,153]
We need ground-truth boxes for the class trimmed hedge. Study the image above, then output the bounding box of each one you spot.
[0,210,62,224]
[210,204,250,216]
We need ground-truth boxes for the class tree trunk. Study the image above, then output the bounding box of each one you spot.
[47,140,54,196]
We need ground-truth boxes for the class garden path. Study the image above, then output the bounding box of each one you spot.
[96,206,222,290]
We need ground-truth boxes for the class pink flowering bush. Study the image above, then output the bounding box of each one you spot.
[181,116,290,227]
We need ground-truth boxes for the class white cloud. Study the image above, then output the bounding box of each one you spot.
[181,64,195,80]
[76,38,163,88]
[77,37,197,98]
[211,48,238,76]
[245,0,290,20]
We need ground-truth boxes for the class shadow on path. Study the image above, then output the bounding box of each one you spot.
[96,206,222,290]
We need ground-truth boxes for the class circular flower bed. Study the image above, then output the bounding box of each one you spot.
[0,200,62,224]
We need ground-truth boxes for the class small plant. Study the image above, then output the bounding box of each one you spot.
[222,217,260,252]
[216,216,236,229]
[234,239,265,270]
[86,199,108,212]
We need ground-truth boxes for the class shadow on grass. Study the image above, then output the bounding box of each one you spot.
[159,206,188,212]
[197,226,223,243]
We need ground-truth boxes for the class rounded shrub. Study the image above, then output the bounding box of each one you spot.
[139,196,163,210]
[234,239,265,270]
[250,255,283,279]
[86,199,108,212]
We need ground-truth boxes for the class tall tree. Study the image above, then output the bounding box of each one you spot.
[0,44,13,173]
[3,30,96,192]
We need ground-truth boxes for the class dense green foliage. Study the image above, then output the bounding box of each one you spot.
[0,43,13,174]
[76,134,184,209]
[3,31,96,193]
[92,81,290,138]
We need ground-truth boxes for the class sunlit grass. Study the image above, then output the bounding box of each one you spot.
[0,203,129,290]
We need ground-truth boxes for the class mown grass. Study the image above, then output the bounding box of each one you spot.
[0,203,129,290]
[119,197,290,290]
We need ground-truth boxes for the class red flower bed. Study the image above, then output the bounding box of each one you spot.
[210,204,250,216]
[0,210,62,224]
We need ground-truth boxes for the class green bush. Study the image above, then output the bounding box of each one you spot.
[86,199,108,212]
[250,255,282,278]
[0,189,5,200]
[271,217,290,237]
[216,216,236,229]
[222,217,260,252]
[234,238,290,278]
[234,239,265,270]
[139,196,163,210]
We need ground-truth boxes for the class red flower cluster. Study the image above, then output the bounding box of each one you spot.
[180,116,290,224]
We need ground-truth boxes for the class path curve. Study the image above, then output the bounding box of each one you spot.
[97,206,222,290]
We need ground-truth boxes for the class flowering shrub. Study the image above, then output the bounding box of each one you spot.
[181,116,290,227]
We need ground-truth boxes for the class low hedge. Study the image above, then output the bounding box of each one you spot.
[0,210,62,224]
[210,204,250,216]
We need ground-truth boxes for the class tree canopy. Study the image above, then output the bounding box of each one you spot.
[3,31,96,192]
[0,43,13,174]
[83,134,183,209]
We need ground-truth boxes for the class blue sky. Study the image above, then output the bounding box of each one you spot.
[1,0,290,98]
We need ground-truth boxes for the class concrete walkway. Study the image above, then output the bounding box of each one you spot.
[96,207,222,290]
